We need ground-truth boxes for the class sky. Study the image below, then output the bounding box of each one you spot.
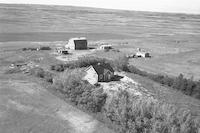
[0,0,200,14]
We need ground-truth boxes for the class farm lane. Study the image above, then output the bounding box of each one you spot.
[0,80,114,133]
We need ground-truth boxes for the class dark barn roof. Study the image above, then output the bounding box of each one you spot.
[92,63,114,75]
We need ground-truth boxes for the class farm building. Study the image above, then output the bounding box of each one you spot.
[65,37,87,50]
[56,47,68,55]
[83,63,114,85]
[135,48,150,58]
[136,51,150,58]
[99,44,112,50]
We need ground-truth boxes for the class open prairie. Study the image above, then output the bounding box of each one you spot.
[0,3,200,133]
[1,4,200,79]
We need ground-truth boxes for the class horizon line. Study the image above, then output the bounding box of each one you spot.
[0,2,200,15]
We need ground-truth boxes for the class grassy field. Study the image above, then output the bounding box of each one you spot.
[1,4,200,78]
[0,3,200,132]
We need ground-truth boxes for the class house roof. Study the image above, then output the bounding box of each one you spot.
[92,63,114,75]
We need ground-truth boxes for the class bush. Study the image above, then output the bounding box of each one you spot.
[30,67,45,78]
[111,55,129,71]
[51,64,65,72]
[39,46,51,50]
[51,56,109,72]
[49,65,200,133]
[52,69,200,133]
[22,47,37,51]
[51,55,200,99]
[44,71,53,83]
[127,65,200,100]
[52,69,107,113]
[30,67,53,83]
[103,89,200,133]
[51,56,129,72]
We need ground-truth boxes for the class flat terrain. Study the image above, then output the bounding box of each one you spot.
[0,78,114,133]
[1,4,200,79]
[0,3,200,132]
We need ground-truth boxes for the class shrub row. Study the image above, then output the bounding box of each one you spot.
[51,55,200,100]
[52,69,107,113]
[51,56,128,72]
[22,47,38,51]
[51,56,109,71]
[22,46,51,51]
[102,89,200,133]
[127,65,200,99]
[51,70,200,133]
[39,46,51,50]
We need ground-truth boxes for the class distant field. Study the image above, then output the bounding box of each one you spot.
[1,4,200,39]
[0,3,200,79]
[0,32,132,42]
[1,4,200,132]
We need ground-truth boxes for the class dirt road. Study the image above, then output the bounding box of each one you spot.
[0,79,114,133]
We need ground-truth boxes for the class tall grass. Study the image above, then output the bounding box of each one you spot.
[103,89,200,133]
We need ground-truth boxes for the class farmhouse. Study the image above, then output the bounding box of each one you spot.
[84,63,114,85]
[65,37,87,50]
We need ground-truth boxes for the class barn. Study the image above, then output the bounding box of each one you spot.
[66,37,87,50]
[83,63,114,85]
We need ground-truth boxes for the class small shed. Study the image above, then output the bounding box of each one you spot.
[99,44,112,50]
[136,51,150,58]
[135,48,150,58]
[83,63,114,85]
[56,47,68,55]
[66,37,87,50]
[10,62,27,68]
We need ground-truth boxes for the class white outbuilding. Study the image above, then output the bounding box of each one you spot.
[99,44,112,50]
[136,51,150,58]
[135,48,150,58]
[65,37,87,50]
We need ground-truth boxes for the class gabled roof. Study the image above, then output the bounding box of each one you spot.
[92,63,114,75]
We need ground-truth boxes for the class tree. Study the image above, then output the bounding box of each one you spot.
[192,81,200,99]
[172,74,184,90]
